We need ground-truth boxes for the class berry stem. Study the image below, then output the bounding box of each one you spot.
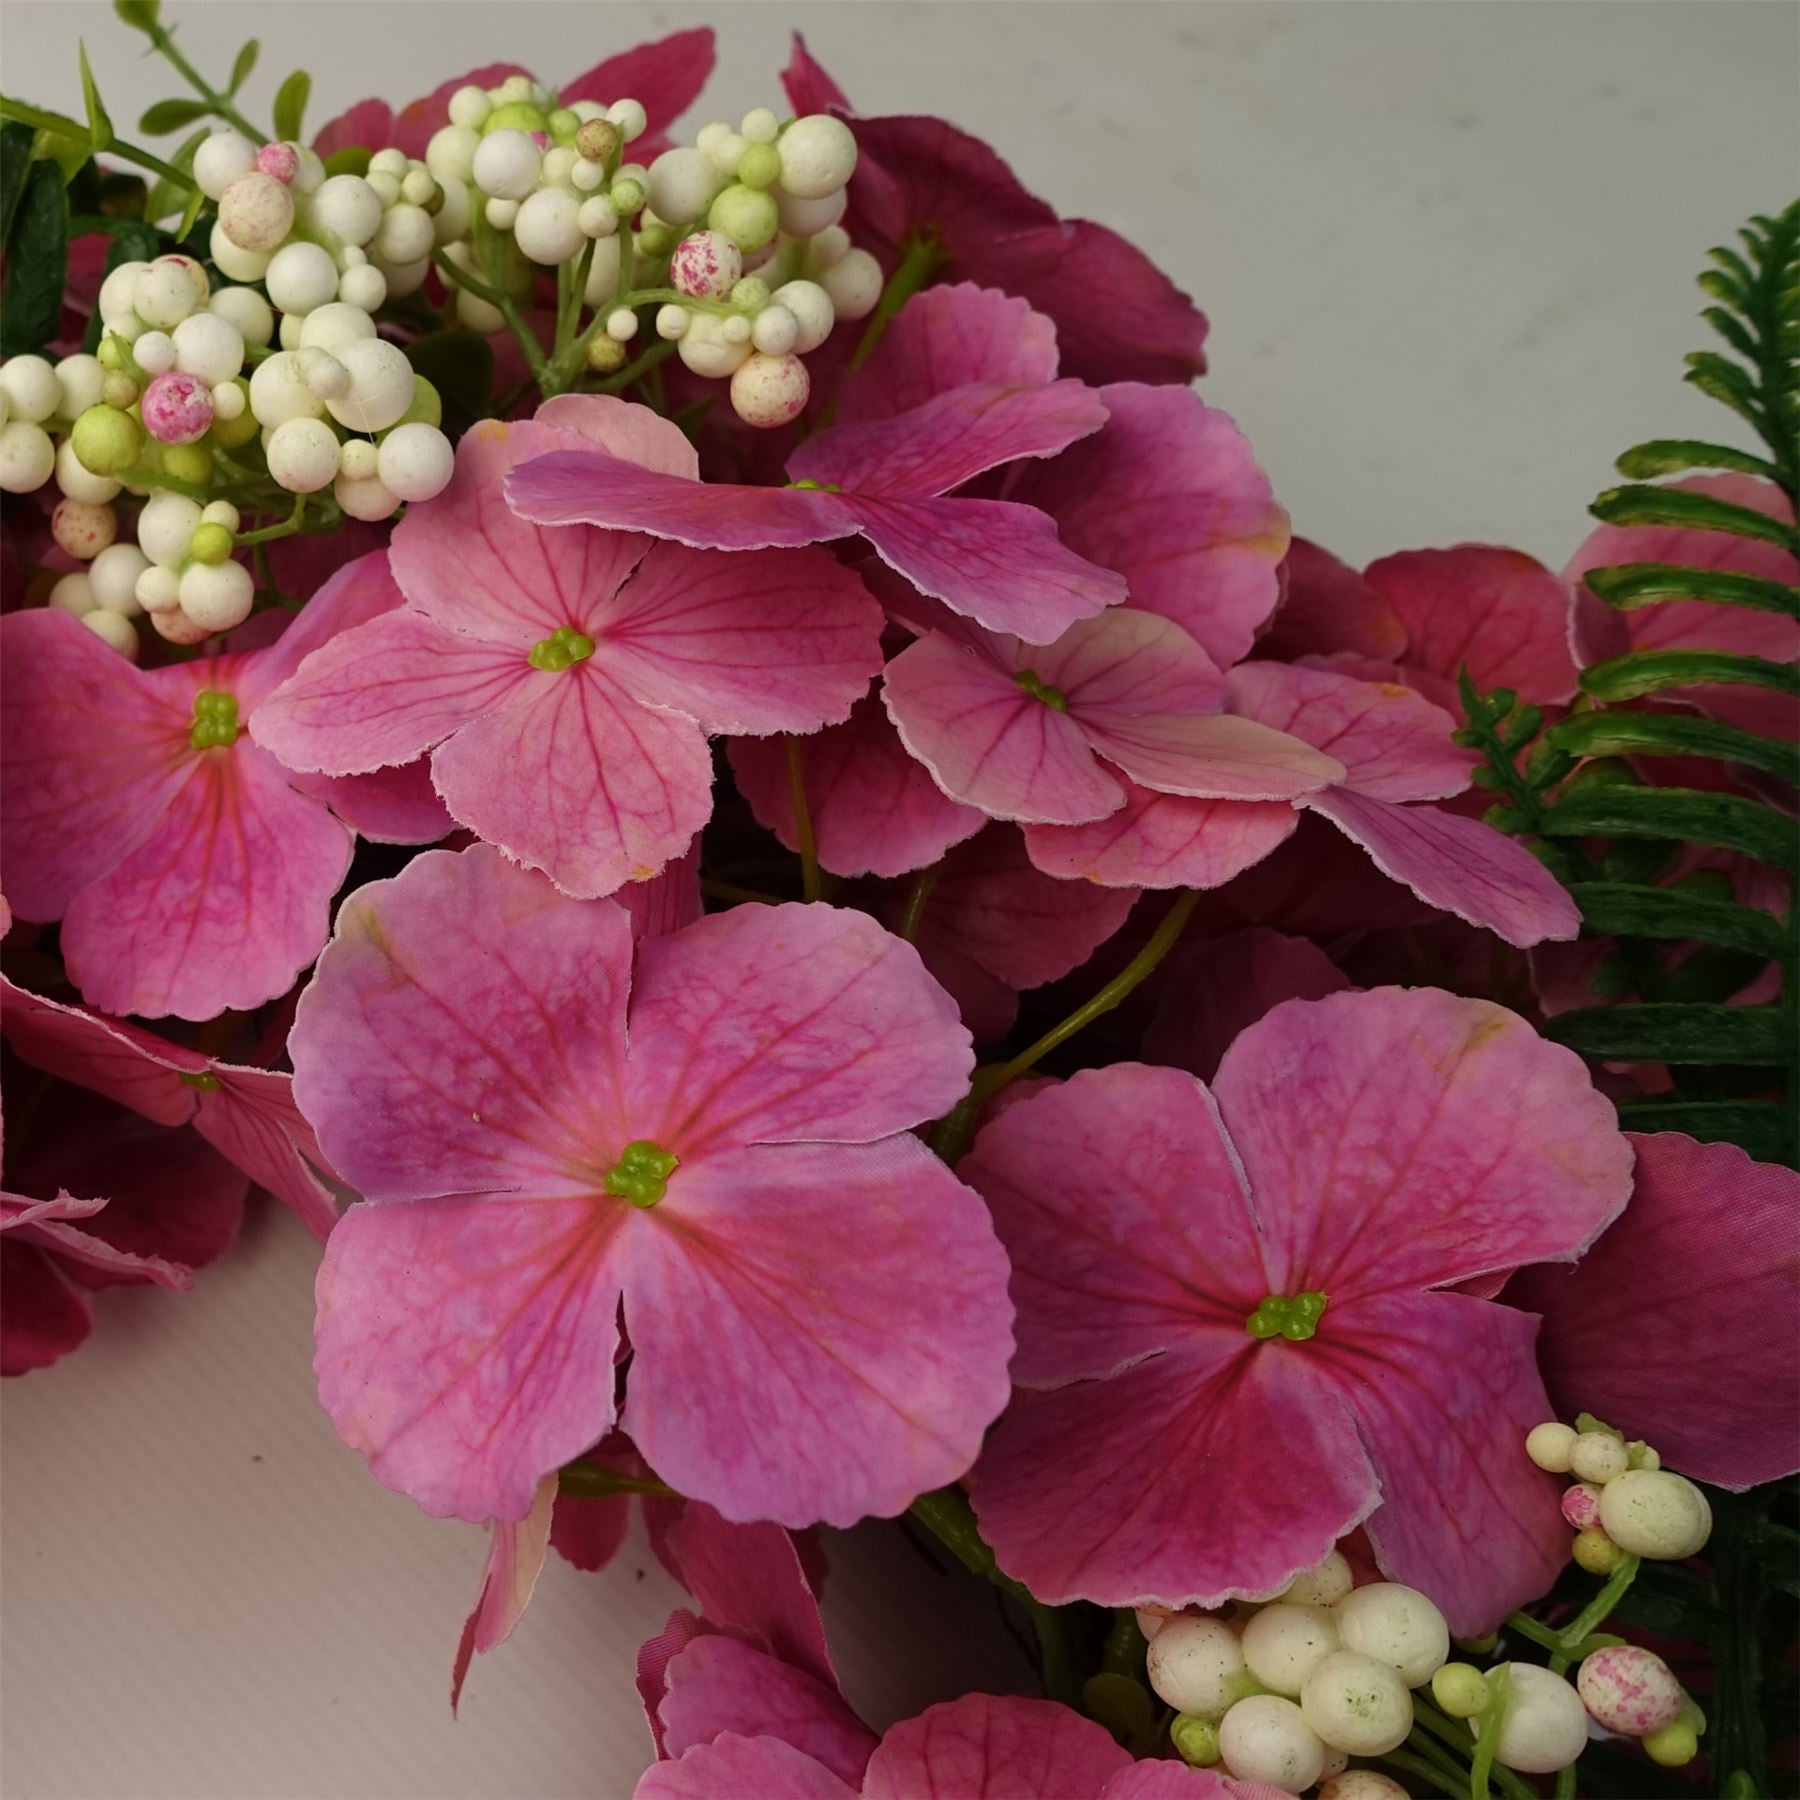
[898,862,941,944]
[784,734,823,903]
[139,20,267,144]
[1379,1747,1472,1800]
[556,1458,678,1501]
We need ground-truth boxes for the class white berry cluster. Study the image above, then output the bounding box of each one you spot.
[1141,1553,1449,1795]
[1525,1416,1712,1568]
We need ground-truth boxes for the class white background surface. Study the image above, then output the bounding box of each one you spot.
[2,4,1796,1797]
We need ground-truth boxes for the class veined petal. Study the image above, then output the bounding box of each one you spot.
[862,1695,1132,1800]
[1022,784,1297,890]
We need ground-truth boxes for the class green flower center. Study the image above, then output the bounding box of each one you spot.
[189,689,240,751]
[1014,668,1069,712]
[603,1139,678,1208]
[786,478,842,493]
[1246,1291,1329,1341]
[527,624,596,673]
[178,1069,221,1091]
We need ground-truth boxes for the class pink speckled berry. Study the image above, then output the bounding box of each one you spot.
[217,171,295,251]
[140,370,216,446]
[670,228,743,301]
[1577,1645,1684,1738]
[1561,1481,1604,1530]
[51,497,118,560]
[728,350,810,429]
[257,141,301,184]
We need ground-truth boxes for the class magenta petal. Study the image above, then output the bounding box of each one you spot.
[1511,1133,1800,1490]
[292,844,634,1200]
[729,691,985,879]
[1260,537,1408,664]
[1023,784,1297,890]
[0,610,193,919]
[431,665,714,899]
[619,1137,1012,1526]
[863,1695,1133,1800]
[198,1068,339,1241]
[1087,713,1343,802]
[236,546,418,709]
[1307,789,1580,947]
[1104,1764,1290,1800]
[1006,387,1289,669]
[1212,988,1633,1296]
[507,449,858,548]
[599,542,882,735]
[1226,662,1472,803]
[61,745,352,1020]
[883,632,1121,825]
[3,1196,191,1290]
[636,1735,853,1800]
[838,284,1059,422]
[1042,608,1225,717]
[0,977,194,1124]
[451,1473,556,1711]
[293,761,454,846]
[253,608,529,776]
[312,98,392,158]
[557,28,716,126]
[315,1196,626,1521]
[1,1237,95,1373]
[533,394,702,478]
[1322,1291,1567,1633]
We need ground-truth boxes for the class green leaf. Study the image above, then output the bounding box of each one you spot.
[228,40,260,96]
[77,43,112,152]
[139,96,210,135]
[1537,784,1798,871]
[404,329,494,436]
[1613,438,1779,482]
[1567,882,1789,960]
[1544,709,1800,785]
[1665,945,1777,1003]
[1708,242,1756,295]
[0,157,68,355]
[0,120,34,242]
[272,69,310,143]
[175,180,206,241]
[1543,1002,1792,1065]
[320,145,372,179]
[112,0,160,29]
[1589,483,1799,552]
[1685,357,1768,432]
[1700,305,1760,363]
[1615,1097,1794,1162]
[145,122,207,221]
[1581,648,1800,703]
[1581,561,1799,617]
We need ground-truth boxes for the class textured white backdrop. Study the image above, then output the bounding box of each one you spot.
[2,3,1796,1797]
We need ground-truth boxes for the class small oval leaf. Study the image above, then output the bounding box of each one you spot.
[139,96,211,135]
[273,69,311,144]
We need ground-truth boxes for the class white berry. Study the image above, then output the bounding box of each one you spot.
[647,147,721,227]
[472,130,542,201]
[1,355,60,424]
[1570,1432,1630,1485]
[334,470,400,522]
[194,130,258,200]
[376,421,454,504]
[1144,1615,1245,1721]
[89,543,151,614]
[777,116,857,199]
[178,559,255,633]
[81,606,140,660]
[1475,1664,1588,1774]
[53,354,106,420]
[0,421,55,492]
[135,563,181,613]
[208,220,272,282]
[266,416,343,493]
[822,247,883,321]
[218,173,294,252]
[138,492,203,565]
[1300,1651,1414,1757]
[250,351,327,428]
[172,312,246,388]
[1598,1469,1712,1560]
[50,571,96,616]
[1218,1694,1327,1794]
[208,285,274,347]
[1242,1603,1342,1699]
[55,438,121,505]
[770,279,835,353]
[1333,1584,1450,1688]
[297,302,377,357]
[1526,1422,1579,1474]
[1280,1552,1354,1608]
[514,187,585,266]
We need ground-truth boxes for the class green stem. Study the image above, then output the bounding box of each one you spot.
[898,863,940,944]
[1548,1555,1641,1673]
[785,735,822,903]
[1405,1725,1482,1799]
[850,232,947,369]
[1414,1702,1536,1800]
[1502,1609,1564,1654]
[557,1458,678,1501]
[432,247,549,383]
[0,95,193,187]
[142,21,267,144]
[1381,1747,1472,1800]
[233,495,308,546]
[115,462,211,502]
[593,337,679,395]
[1470,1664,1511,1800]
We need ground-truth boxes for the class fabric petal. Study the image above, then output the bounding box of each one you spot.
[1510,1132,1800,1490]
[862,1694,1133,1800]
[618,1136,1013,1527]
[291,843,633,1202]
[533,393,702,478]
[198,1068,339,1241]
[0,1240,95,1375]
[1023,785,1297,890]
[292,761,454,845]
[451,1472,556,1712]
[557,28,717,131]
[312,98,393,159]
[0,977,194,1123]
[1104,1763,1291,1800]
[1087,712,1344,802]
[1212,987,1634,1297]
[1259,537,1408,664]
[625,902,973,1153]
[635,1734,853,1800]
[1307,789,1580,947]
[314,1195,627,1522]
[61,744,352,1020]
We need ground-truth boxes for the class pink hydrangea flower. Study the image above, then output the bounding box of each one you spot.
[1025,659,1580,948]
[1566,474,1799,740]
[256,402,883,899]
[294,843,1013,1527]
[505,384,1127,645]
[1509,1132,1800,1489]
[960,988,1634,1632]
[0,974,337,1238]
[781,39,1208,388]
[1,1059,244,1374]
[312,30,714,162]
[0,557,447,1020]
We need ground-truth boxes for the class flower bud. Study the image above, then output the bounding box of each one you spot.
[51,497,117,560]
[1431,1663,1490,1719]
[1577,1645,1683,1738]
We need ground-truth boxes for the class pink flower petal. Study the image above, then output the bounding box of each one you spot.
[1040,608,1226,717]
[312,98,392,159]
[838,284,1059,423]
[61,744,352,1020]
[728,691,985,879]
[597,542,882,735]
[451,1472,556,1712]
[292,761,454,845]
[429,663,714,899]
[1,1238,95,1375]
[1005,386,1289,669]
[1022,784,1298,890]
[1511,1132,1800,1490]
[624,902,973,1154]
[199,1067,339,1241]
[1104,1763,1290,1799]
[1365,546,1579,707]
[236,544,416,709]
[636,1734,853,1800]
[1260,537,1408,663]
[1316,1291,1568,1633]
[1226,662,1472,802]
[534,394,702,478]
[1306,789,1581,947]
[1211,988,1632,1296]
[618,1136,1013,1526]
[0,610,193,920]
[313,1194,627,1522]
[882,632,1122,825]
[1084,711,1345,802]
[0,977,197,1124]
[861,1695,1133,1800]
[291,843,634,1203]
[557,29,717,128]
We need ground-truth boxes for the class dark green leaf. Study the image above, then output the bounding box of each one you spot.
[0,157,68,355]
[228,40,260,96]
[81,218,160,350]
[1543,1002,1792,1065]
[1613,438,1779,482]
[1589,484,1798,552]
[1581,561,1799,617]
[1617,1098,1794,1162]
[77,43,112,151]
[1600,836,1677,885]
[1708,242,1756,294]
[403,329,493,437]
[1581,648,1800,703]
[112,0,160,29]
[1567,882,1789,959]
[145,123,207,221]
[1666,945,1777,1003]
[272,70,310,144]
[1545,709,1800,784]
[139,96,210,135]
[0,120,34,242]
[1701,305,1760,362]
[1609,1558,1721,1641]
[1685,358,1768,432]
[320,145,372,179]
